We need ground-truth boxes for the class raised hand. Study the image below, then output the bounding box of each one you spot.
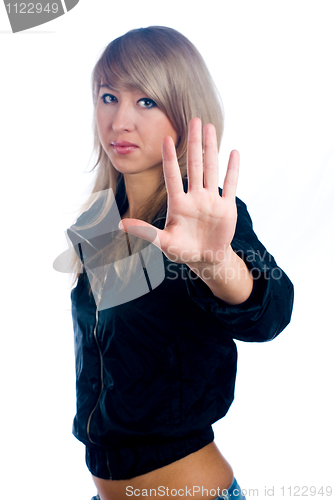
[119,117,239,274]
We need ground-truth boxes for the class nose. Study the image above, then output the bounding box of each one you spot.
[111,101,135,133]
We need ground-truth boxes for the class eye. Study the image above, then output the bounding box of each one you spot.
[138,98,157,109]
[100,93,117,104]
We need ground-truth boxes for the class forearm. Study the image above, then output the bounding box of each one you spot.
[188,245,254,305]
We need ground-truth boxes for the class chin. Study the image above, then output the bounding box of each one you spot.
[111,163,143,175]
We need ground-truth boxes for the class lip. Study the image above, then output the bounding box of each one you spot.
[111,141,139,155]
[112,141,138,147]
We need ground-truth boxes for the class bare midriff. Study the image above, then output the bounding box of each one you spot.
[92,441,234,500]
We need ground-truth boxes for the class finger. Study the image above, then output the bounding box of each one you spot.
[222,150,239,200]
[162,136,184,199]
[203,123,219,193]
[119,219,165,251]
[187,117,204,191]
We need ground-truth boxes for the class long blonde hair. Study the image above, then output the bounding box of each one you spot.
[67,26,224,297]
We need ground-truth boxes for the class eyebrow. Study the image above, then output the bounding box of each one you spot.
[98,83,142,94]
[99,83,113,90]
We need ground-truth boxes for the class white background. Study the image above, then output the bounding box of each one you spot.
[1,1,333,499]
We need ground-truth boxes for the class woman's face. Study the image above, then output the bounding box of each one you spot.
[96,84,178,176]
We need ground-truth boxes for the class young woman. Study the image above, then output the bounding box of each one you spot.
[66,26,294,500]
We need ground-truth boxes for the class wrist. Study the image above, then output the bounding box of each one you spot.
[187,245,235,279]
[187,246,254,305]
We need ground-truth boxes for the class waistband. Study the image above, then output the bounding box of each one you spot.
[86,427,214,480]
[215,477,247,499]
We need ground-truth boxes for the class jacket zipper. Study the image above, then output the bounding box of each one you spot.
[86,271,109,444]
[70,227,111,444]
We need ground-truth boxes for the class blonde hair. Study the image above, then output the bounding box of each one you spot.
[68,26,224,297]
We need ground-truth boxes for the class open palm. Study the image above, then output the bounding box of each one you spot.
[119,117,239,270]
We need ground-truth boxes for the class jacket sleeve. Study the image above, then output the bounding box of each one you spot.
[184,194,294,342]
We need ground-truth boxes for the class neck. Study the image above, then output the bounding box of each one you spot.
[123,167,163,219]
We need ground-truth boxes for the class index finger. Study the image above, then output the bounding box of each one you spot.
[222,150,239,200]
[162,136,184,199]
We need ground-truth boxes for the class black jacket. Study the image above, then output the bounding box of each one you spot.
[67,185,294,480]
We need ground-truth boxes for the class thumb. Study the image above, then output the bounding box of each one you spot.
[118,219,163,250]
